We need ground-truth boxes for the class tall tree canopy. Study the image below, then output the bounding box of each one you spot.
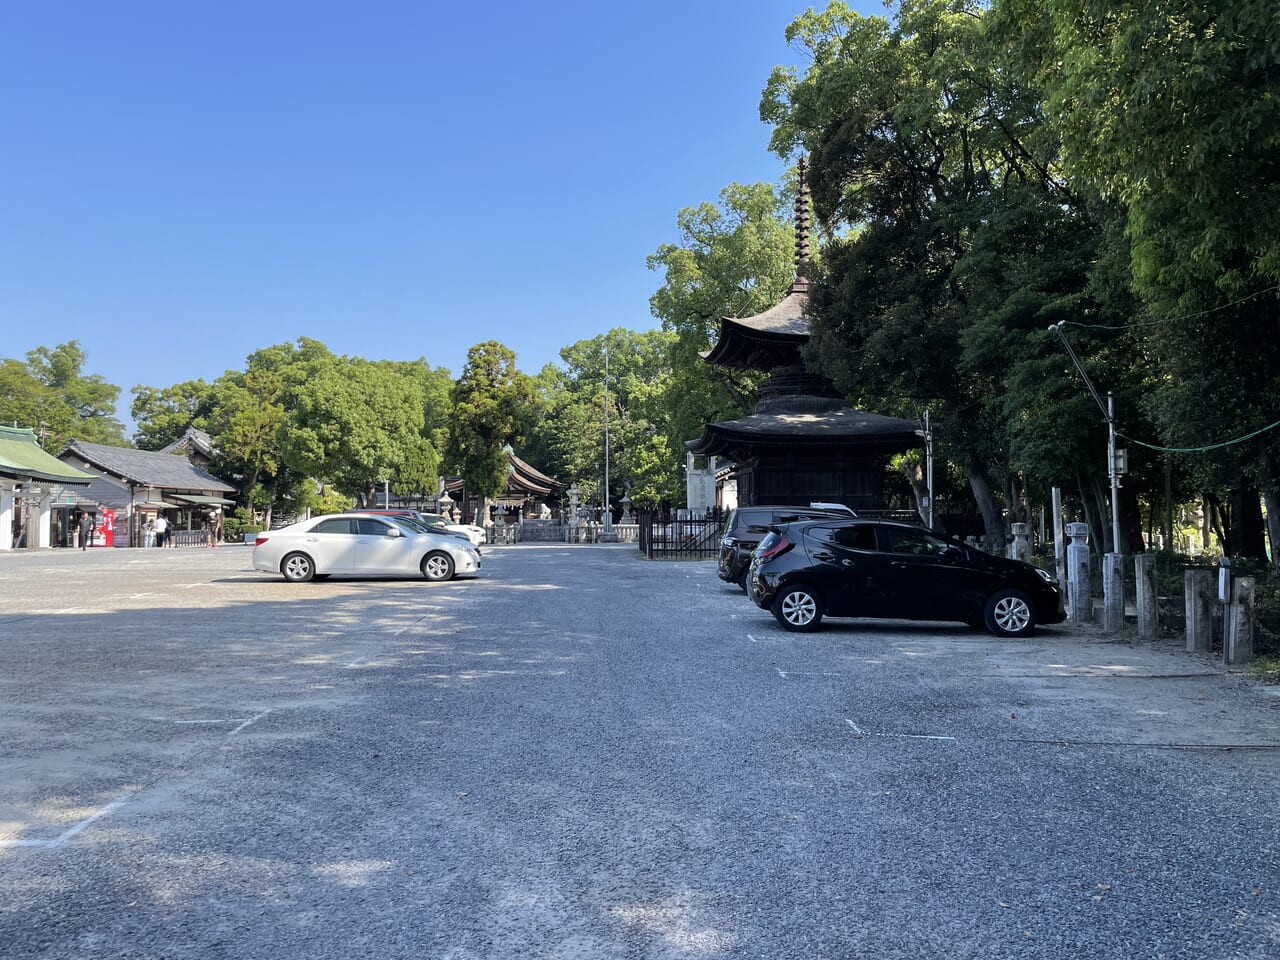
[1,341,126,448]
[759,0,1155,549]
[445,341,533,522]
[526,329,682,509]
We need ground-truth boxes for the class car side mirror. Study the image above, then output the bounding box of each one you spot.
[386,528,402,538]
[940,545,962,560]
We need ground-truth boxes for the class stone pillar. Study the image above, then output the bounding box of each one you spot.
[1065,522,1092,623]
[566,484,580,543]
[31,486,53,549]
[0,483,15,551]
[620,495,633,525]
[1102,552,1125,634]
[1185,569,1213,654]
[1011,523,1030,564]
[1134,553,1158,641]
[1225,576,1255,665]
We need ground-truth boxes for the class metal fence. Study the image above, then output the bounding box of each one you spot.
[636,510,724,560]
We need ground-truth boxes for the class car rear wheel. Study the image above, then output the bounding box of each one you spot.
[772,584,824,632]
[421,551,455,582]
[984,588,1034,637]
[281,552,315,583]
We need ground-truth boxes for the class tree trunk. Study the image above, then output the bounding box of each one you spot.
[967,471,1004,553]
[1120,483,1145,553]
[1230,486,1267,560]
[1260,450,1280,570]
[898,458,929,524]
[1088,472,1112,555]
[1206,493,1228,553]
[1264,488,1280,570]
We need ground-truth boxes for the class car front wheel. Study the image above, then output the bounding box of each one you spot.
[421,551,455,582]
[772,584,824,632]
[281,552,315,583]
[984,588,1034,637]
[737,566,750,593]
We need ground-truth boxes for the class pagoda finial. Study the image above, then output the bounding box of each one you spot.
[790,155,812,292]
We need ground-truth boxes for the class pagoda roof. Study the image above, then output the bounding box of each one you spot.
[687,407,922,459]
[700,281,811,370]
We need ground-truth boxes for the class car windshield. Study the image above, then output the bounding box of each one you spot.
[386,515,431,534]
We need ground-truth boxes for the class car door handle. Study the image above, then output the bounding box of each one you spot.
[813,552,835,561]
[890,561,910,569]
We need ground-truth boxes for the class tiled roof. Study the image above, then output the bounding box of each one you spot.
[61,440,236,492]
[0,426,96,485]
[160,426,218,458]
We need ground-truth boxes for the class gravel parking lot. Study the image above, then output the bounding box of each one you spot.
[2,544,1279,959]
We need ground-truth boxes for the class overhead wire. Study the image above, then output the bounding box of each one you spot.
[1049,322,1279,454]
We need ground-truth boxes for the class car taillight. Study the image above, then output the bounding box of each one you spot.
[255,535,269,546]
[756,533,793,562]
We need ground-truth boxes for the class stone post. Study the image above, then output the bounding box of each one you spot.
[1185,569,1213,654]
[30,486,53,549]
[1011,523,1030,564]
[1134,553,1158,641]
[566,484,580,543]
[1065,522,1092,623]
[1225,576,1255,665]
[1102,552,1125,634]
[0,482,15,551]
[620,494,633,525]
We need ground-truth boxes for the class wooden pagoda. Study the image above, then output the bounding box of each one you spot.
[687,157,922,510]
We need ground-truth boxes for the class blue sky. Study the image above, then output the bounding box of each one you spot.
[1,1,880,433]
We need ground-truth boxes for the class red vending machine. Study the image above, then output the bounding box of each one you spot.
[92,508,115,547]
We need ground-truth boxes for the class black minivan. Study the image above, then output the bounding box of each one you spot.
[717,504,854,591]
[748,518,1065,636]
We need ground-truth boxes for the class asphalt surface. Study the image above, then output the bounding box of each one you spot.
[1,543,1278,959]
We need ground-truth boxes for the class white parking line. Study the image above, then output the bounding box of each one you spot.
[844,719,955,742]
[0,793,135,849]
[227,709,272,737]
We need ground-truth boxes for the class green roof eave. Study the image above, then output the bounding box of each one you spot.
[0,427,96,486]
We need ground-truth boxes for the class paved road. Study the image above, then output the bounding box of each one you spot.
[1,544,1278,959]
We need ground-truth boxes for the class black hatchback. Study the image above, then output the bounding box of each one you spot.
[748,519,1065,636]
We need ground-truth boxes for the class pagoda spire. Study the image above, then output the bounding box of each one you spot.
[790,155,812,293]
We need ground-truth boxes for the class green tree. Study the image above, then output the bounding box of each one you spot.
[131,379,217,450]
[993,0,1280,560]
[526,329,682,510]
[444,341,533,524]
[761,0,1143,548]
[276,349,430,506]
[1,341,127,448]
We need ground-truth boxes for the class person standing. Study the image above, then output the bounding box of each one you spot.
[143,517,156,548]
[154,514,168,548]
[77,512,92,550]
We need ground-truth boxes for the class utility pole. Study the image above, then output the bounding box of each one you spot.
[1107,392,1122,552]
[600,345,617,542]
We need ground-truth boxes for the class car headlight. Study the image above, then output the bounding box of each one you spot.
[1035,567,1056,583]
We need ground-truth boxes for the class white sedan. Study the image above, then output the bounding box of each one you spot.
[252,513,482,583]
